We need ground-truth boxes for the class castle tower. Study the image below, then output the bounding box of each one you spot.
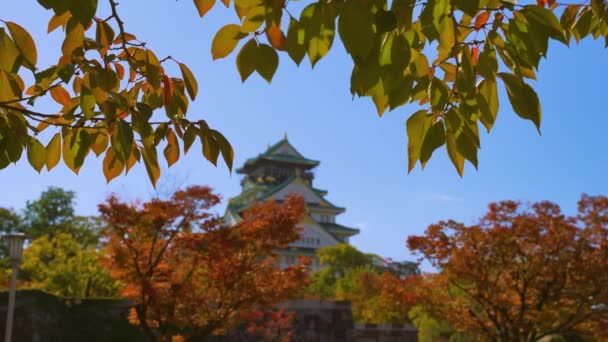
[225,136,360,269]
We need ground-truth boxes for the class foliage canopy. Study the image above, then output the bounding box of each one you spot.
[0,0,605,182]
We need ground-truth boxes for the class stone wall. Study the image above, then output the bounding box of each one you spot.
[0,290,417,341]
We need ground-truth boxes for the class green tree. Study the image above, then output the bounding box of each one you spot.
[20,232,119,299]
[307,243,377,298]
[0,1,605,182]
[22,187,102,245]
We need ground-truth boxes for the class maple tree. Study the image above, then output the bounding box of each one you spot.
[99,186,309,341]
[0,1,605,181]
[407,194,608,340]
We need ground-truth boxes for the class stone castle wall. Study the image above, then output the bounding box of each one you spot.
[0,290,417,341]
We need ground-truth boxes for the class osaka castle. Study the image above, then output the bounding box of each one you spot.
[225,136,360,269]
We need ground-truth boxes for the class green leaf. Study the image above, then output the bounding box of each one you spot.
[236,38,258,82]
[339,1,375,60]
[454,0,479,17]
[420,121,445,168]
[302,3,335,67]
[287,18,306,65]
[211,24,246,60]
[45,133,61,171]
[178,63,198,100]
[111,120,134,162]
[80,87,96,119]
[183,125,198,154]
[375,10,397,34]
[201,129,220,165]
[429,77,449,111]
[27,137,46,173]
[212,129,234,171]
[256,44,278,83]
[498,72,541,131]
[406,110,431,172]
[91,132,108,157]
[446,132,464,176]
[241,6,265,32]
[145,50,161,88]
[522,5,562,33]
[477,79,499,132]
[194,0,216,18]
[140,145,160,187]
[6,22,37,70]
[70,0,98,26]
[391,0,415,30]
[102,148,124,183]
[0,28,21,72]
[477,43,498,80]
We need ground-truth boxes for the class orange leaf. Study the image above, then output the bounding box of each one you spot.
[114,63,125,80]
[266,24,287,51]
[474,11,489,31]
[471,47,479,64]
[536,0,547,6]
[162,74,174,107]
[193,0,216,18]
[50,86,72,106]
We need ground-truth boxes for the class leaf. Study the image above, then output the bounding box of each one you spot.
[48,12,71,33]
[446,132,464,176]
[6,22,37,70]
[287,18,306,65]
[477,79,499,132]
[50,86,72,106]
[45,133,61,171]
[420,121,446,168]
[477,43,498,80]
[163,129,180,167]
[194,0,216,18]
[392,0,415,31]
[62,21,84,57]
[474,11,489,31]
[183,125,198,154]
[266,23,287,51]
[429,77,449,111]
[70,0,98,26]
[454,0,479,17]
[211,24,246,60]
[140,145,160,187]
[406,110,431,172]
[102,148,124,183]
[498,73,542,131]
[236,39,258,82]
[201,129,220,165]
[178,63,198,100]
[27,137,47,173]
[302,3,335,67]
[522,5,562,33]
[0,28,21,72]
[241,6,266,33]
[80,87,96,119]
[339,1,375,60]
[91,132,109,157]
[256,44,278,83]
[212,130,234,170]
[112,120,134,162]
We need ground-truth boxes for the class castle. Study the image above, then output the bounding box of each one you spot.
[225,136,360,269]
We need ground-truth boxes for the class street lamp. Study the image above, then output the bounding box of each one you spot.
[3,232,25,342]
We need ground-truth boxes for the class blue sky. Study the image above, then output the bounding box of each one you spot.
[1,2,607,266]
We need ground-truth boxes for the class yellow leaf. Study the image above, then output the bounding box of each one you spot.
[211,24,246,60]
[6,21,37,70]
[47,12,71,33]
[163,129,180,167]
[103,148,124,183]
[45,133,61,171]
[27,137,47,173]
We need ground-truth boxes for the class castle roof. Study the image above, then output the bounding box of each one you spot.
[236,137,320,174]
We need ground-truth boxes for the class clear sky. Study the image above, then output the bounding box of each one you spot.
[1,2,607,266]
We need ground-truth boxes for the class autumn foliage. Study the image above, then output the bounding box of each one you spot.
[99,186,309,341]
[407,194,608,340]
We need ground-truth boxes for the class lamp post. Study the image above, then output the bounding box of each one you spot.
[3,232,25,342]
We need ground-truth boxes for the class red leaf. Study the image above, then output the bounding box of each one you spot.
[162,74,174,106]
[266,24,287,51]
[474,11,489,31]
